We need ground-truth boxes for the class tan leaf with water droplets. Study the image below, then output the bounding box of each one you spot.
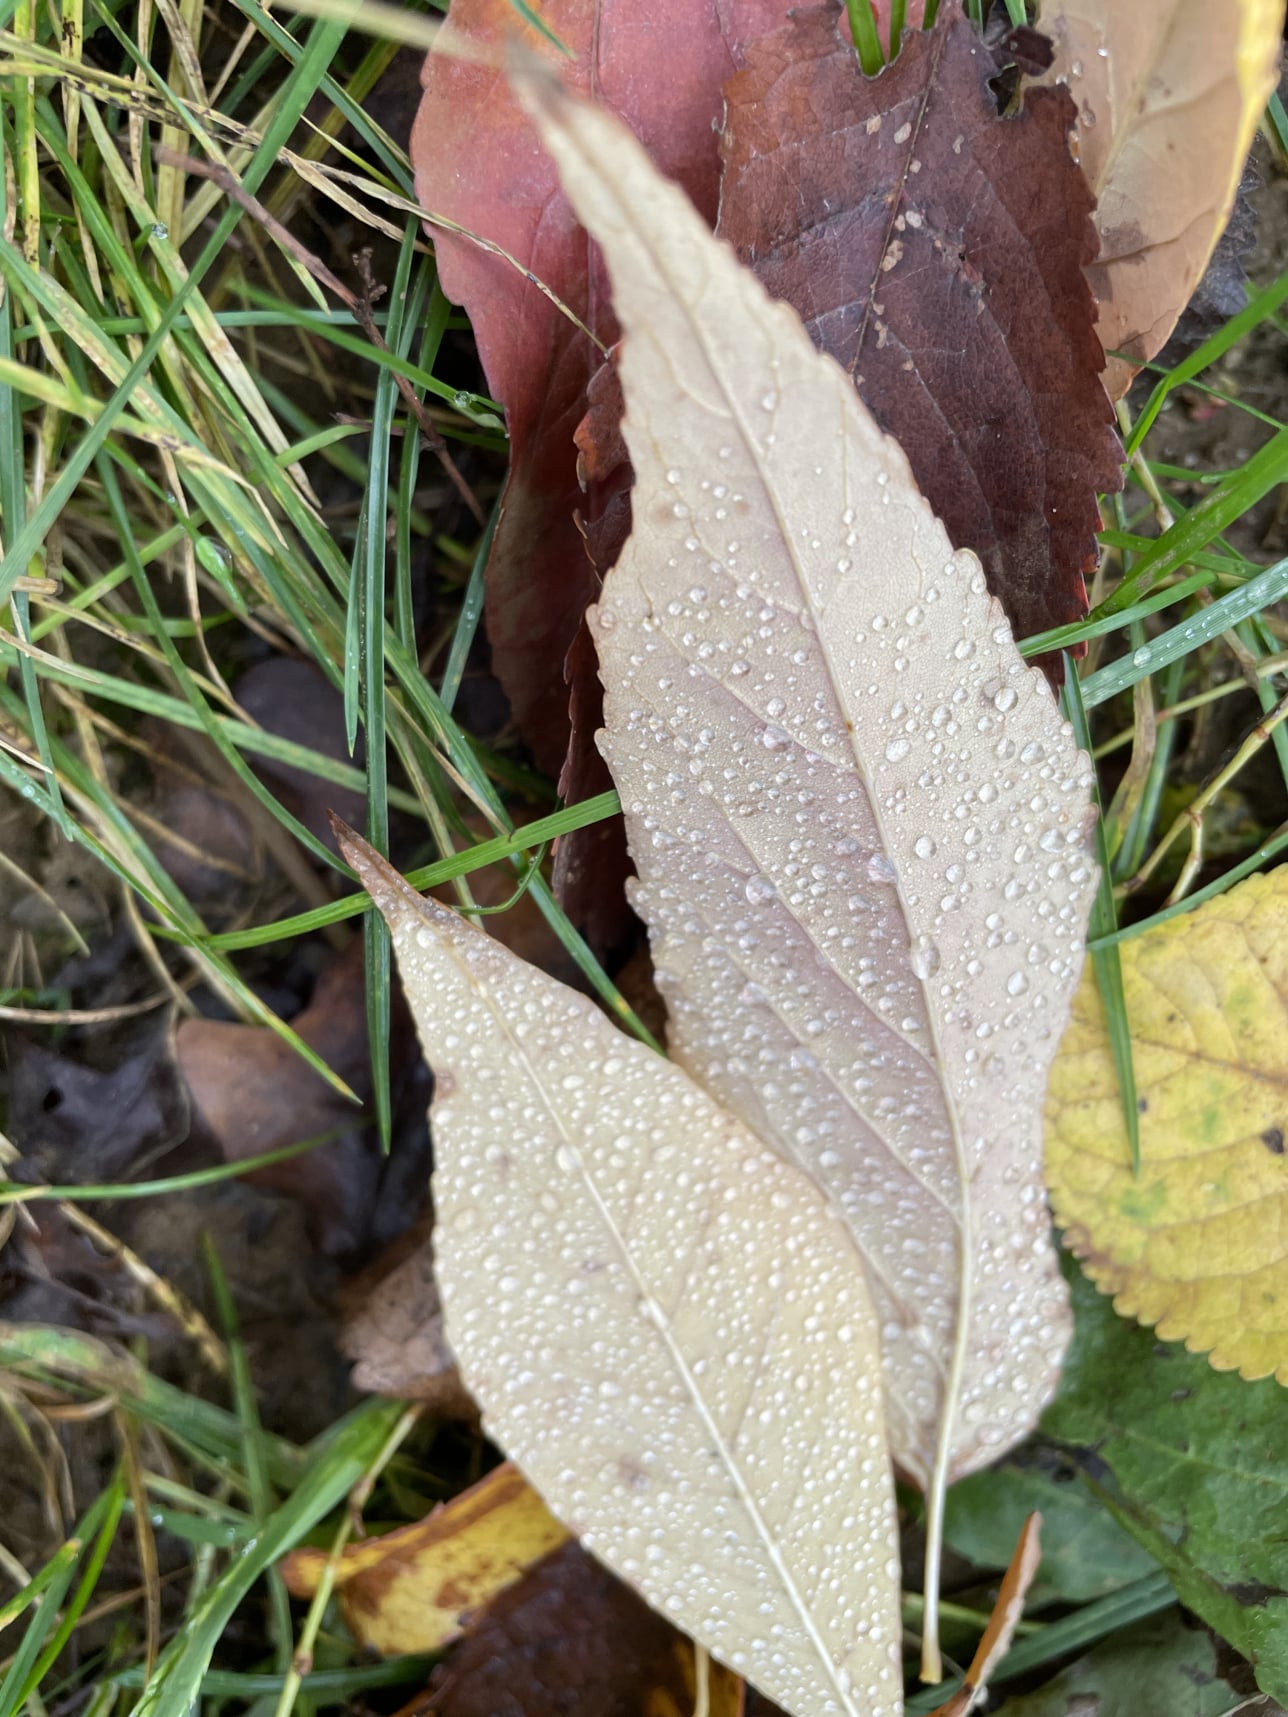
[1036,0,1284,398]
[520,54,1093,1572]
[335,824,902,1717]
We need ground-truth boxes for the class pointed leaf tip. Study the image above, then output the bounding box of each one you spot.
[371,848,902,1716]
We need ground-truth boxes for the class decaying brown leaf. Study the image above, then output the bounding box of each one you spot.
[176,941,396,1257]
[1036,0,1284,398]
[717,0,1120,652]
[335,821,901,1717]
[423,1539,745,1717]
[281,1463,569,1655]
[339,1221,475,1414]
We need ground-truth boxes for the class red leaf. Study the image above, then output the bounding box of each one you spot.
[412,0,786,778]
[715,0,1121,655]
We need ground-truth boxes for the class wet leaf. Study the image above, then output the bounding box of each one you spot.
[547,51,1094,1505]
[1042,1268,1288,1703]
[281,1463,569,1655]
[1035,0,1284,399]
[334,822,901,1717]
[945,1461,1155,1604]
[411,0,784,780]
[717,0,1120,655]
[423,1539,745,1717]
[991,1612,1246,1717]
[1045,867,1288,1382]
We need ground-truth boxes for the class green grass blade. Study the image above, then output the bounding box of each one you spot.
[1081,553,1288,709]
[125,1398,405,1717]
[1064,659,1140,1174]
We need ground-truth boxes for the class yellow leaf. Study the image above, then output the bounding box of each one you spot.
[1045,867,1288,1381]
[1037,0,1284,399]
[279,1462,569,1655]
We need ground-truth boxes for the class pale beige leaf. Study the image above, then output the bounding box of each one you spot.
[336,828,903,1717]
[1038,0,1283,398]
[519,70,1095,1503]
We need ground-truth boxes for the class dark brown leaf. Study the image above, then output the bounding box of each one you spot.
[423,1539,743,1717]
[716,0,1121,654]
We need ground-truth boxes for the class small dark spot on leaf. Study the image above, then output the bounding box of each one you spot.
[1262,1126,1285,1155]
[1137,1095,1149,1113]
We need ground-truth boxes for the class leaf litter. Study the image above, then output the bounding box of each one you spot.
[4,0,1287,1712]
[340,42,1107,1707]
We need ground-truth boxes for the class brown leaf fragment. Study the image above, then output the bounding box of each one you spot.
[927,1513,1042,1716]
[716,0,1121,654]
[424,1539,744,1717]
[1036,0,1284,399]
[339,1221,475,1415]
[176,940,408,1258]
[412,0,788,781]
[281,1463,570,1655]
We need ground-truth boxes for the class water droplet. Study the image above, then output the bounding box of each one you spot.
[913,835,937,860]
[745,875,777,905]
[885,737,911,762]
[909,938,941,980]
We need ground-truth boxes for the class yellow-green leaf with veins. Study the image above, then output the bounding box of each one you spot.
[1046,866,1288,1381]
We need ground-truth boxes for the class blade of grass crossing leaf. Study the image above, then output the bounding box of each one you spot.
[1267,91,1288,163]
[201,1239,294,1673]
[193,791,621,948]
[0,10,351,605]
[126,1398,405,1717]
[0,1135,352,1205]
[1082,553,1288,708]
[845,0,885,72]
[1064,658,1140,1173]
[440,501,496,714]
[1020,568,1215,657]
